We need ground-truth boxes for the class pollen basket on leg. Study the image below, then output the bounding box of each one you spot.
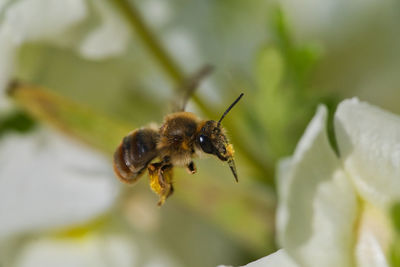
[226,144,235,157]
[148,163,174,206]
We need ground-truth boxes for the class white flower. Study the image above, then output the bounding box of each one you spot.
[280,0,382,39]
[78,0,130,60]
[0,129,184,267]
[0,0,130,109]
[11,231,180,267]
[15,234,137,267]
[228,98,399,266]
[0,129,119,240]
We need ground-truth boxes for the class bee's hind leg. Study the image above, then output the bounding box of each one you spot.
[148,162,174,206]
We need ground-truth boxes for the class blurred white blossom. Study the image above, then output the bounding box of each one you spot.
[15,234,137,267]
[1,0,86,44]
[0,0,131,109]
[79,0,130,59]
[12,231,182,267]
[280,0,382,40]
[0,129,119,239]
[224,98,400,266]
[0,128,182,266]
[0,0,85,100]
[140,0,172,28]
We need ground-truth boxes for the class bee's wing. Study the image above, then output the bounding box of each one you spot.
[171,65,213,112]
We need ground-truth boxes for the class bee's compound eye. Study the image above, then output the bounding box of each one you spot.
[199,134,214,154]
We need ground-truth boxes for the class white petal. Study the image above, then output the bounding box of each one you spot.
[0,129,119,239]
[216,250,297,267]
[335,98,400,208]
[15,235,137,267]
[280,0,381,39]
[79,0,130,60]
[2,0,86,44]
[275,157,292,246]
[241,249,298,267]
[355,204,392,267]
[277,105,358,267]
[140,0,172,28]
[163,28,201,69]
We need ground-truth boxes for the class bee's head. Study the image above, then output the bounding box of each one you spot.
[196,93,243,182]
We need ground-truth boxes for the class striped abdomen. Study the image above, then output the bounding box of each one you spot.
[113,128,159,184]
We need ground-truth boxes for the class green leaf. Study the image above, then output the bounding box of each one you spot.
[253,7,326,160]
[390,203,400,267]
[256,46,284,91]
[390,237,400,267]
[0,110,36,136]
[391,202,400,233]
[294,43,323,87]
[255,46,295,158]
[271,7,322,89]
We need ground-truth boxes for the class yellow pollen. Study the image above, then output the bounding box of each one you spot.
[226,144,235,157]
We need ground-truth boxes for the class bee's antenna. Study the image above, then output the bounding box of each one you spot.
[181,65,214,111]
[217,93,244,127]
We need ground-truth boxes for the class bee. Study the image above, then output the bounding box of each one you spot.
[113,68,243,206]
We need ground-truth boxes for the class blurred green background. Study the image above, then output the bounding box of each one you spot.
[1,0,400,266]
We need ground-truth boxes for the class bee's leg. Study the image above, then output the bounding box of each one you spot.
[186,161,196,174]
[157,164,174,206]
[148,162,174,206]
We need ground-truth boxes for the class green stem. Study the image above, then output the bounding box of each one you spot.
[112,0,275,186]
[113,0,184,84]
[112,0,214,118]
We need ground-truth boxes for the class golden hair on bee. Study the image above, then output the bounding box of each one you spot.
[113,66,244,206]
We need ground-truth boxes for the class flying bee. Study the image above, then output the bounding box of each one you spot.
[113,67,244,206]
